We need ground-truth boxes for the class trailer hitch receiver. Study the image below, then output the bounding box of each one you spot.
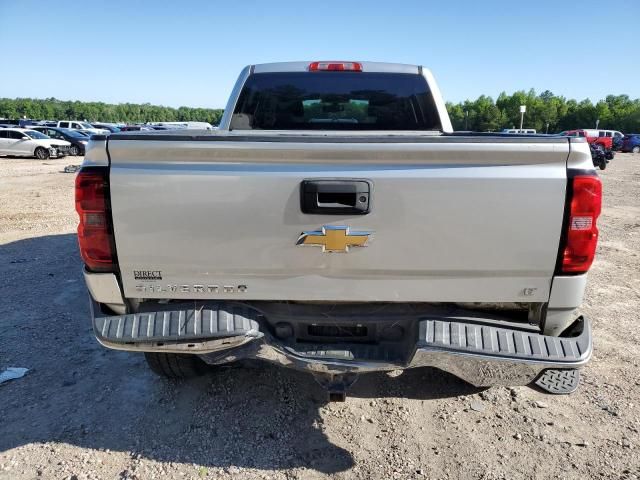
[312,372,359,402]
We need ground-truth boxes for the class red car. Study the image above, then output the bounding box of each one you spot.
[560,129,622,150]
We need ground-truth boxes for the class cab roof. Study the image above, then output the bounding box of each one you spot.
[252,61,422,75]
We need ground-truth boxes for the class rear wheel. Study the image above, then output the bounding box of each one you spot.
[34,147,49,159]
[632,146,640,154]
[69,145,80,156]
[144,352,208,378]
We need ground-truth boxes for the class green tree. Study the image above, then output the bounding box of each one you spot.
[2,93,640,132]
[0,97,224,126]
[449,91,640,133]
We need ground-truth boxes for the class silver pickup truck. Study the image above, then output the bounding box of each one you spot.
[77,61,601,400]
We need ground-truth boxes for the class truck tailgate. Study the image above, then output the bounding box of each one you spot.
[107,135,568,303]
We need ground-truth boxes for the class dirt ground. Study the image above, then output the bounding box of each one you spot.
[1,154,639,480]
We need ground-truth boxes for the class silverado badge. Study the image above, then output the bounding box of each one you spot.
[297,225,372,253]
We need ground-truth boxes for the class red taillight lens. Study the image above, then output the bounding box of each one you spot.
[561,175,602,273]
[75,169,115,271]
[309,61,362,72]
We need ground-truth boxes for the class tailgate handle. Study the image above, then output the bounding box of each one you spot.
[301,180,371,215]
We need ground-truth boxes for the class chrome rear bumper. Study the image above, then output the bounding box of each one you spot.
[91,301,591,390]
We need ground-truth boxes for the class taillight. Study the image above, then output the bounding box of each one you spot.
[75,168,116,271]
[560,174,602,273]
[309,61,362,72]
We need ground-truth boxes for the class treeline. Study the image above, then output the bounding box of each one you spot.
[447,90,640,133]
[2,91,640,132]
[0,98,224,125]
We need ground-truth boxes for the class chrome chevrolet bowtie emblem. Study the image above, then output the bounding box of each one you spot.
[297,225,372,253]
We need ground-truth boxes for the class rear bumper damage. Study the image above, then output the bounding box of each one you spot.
[91,301,591,398]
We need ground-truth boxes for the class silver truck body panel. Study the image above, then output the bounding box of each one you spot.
[218,65,251,131]
[548,275,587,309]
[107,136,570,303]
[79,63,598,394]
[544,273,589,335]
[82,137,109,166]
[83,270,124,306]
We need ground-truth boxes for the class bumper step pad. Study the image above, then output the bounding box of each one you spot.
[418,317,590,363]
[93,305,260,344]
[534,368,581,394]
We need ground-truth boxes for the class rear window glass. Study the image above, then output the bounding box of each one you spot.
[24,130,49,139]
[232,72,442,131]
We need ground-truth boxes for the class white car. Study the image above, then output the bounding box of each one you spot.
[56,121,109,135]
[0,128,71,159]
[502,128,537,134]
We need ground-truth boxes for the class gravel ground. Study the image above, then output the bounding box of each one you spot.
[0,154,639,480]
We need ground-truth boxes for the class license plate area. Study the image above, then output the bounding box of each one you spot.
[268,316,415,345]
[307,324,368,339]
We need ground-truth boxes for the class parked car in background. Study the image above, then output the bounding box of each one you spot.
[560,129,605,148]
[30,126,89,156]
[151,121,214,130]
[143,125,173,130]
[92,123,121,133]
[72,130,92,137]
[560,129,587,136]
[501,128,537,134]
[0,128,70,159]
[118,124,178,132]
[560,129,623,150]
[621,134,640,153]
[119,125,155,132]
[612,135,624,151]
[2,119,50,128]
[597,129,624,150]
[56,121,108,135]
[0,119,33,127]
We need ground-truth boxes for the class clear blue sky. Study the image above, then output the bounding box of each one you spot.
[1,0,638,108]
